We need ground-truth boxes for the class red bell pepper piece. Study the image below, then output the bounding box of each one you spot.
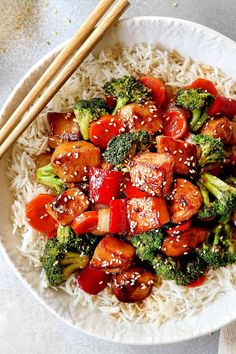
[187,274,206,288]
[140,77,167,105]
[163,109,189,139]
[166,220,192,236]
[189,78,218,96]
[89,167,123,205]
[109,199,130,234]
[76,266,111,295]
[208,95,236,118]
[123,178,149,198]
[71,211,98,234]
[89,115,124,149]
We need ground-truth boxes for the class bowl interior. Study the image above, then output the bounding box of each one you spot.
[1,17,236,345]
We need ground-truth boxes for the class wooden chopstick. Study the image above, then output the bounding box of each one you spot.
[0,0,130,159]
[0,0,116,144]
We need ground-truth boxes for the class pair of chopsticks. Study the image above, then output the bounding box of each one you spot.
[0,0,130,158]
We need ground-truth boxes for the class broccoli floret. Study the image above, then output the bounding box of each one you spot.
[103,76,151,113]
[73,98,108,140]
[200,173,236,219]
[131,229,164,262]
[42,226,98,286]
[57,225,98,255]
[41,239,89,286]
[197,222,236,269]
[152,253,207,286]
[193,134,224,167]
[36,164,66,194]
[197,182,218,220]
[176,88,214,132]
[103,130,152,165]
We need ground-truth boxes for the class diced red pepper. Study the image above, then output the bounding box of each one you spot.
[208,95,236,118]
[166,220,192,236]
[140,77,167,105]
[90,115,124,149]
[163,109,189,139]
[123,177,149,198]
[187,274,206,288]
[189,78,218,97]
[89,167,123,205]
[46,228,58,239]
[109,199,129,234]
[71,211,98,234]
[76,266,111,295]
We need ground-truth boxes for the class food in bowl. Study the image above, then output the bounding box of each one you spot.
[8,44,236,326]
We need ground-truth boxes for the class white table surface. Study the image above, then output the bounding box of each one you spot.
[0,1,235,353]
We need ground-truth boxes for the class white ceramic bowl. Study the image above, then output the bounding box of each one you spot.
[1,17,236,345]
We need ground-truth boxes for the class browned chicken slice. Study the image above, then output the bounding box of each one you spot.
[130,152,175,196]
[47,112,81,148]
[162,227,209,257]
[117,101,163,134]
[46,188,89,225]
[51,141,100,183]
[112,267,155,303]
[90,235,135,273]
[200,117,233,144]
[156,136,198,175]
[168,179,203,224]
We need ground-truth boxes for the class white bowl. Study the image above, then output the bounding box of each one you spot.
[1,17,236,345]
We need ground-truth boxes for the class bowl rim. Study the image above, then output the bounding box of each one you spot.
[1,16,236,345]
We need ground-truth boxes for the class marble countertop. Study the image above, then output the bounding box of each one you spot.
[0,0,235,353]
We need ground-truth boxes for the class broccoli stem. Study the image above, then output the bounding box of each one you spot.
[213,225,222,246]
[198,183,211,205]
[202,173,225,199]
[189,109,202,129]
[113,97,129,114]
[191,108,209,132]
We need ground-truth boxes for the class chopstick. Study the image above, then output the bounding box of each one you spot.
[0,0,115,143]
[0,0,130,158]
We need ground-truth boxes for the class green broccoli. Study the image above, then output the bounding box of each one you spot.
[56,225,98,255]
[193,134,224,167]
[175,88,214,132]
[41,239,89,286]
[131,229,164,262]
[41,226,98,286]
[103,130,152,165]
[36,164,66,194]
[73,98,108,140]
[152,253,207,286]
[103,76,151,113]
[197,182,218,220]
[200,173,236,220]
[197,222,236,269]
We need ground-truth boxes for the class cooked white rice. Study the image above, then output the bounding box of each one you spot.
[7,44,236,327]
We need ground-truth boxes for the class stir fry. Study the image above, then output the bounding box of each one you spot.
[25,75,236,303]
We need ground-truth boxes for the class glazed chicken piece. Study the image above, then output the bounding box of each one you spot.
[127,197,170,234]
[200,117,233,144]
[47,112,81,148]
[46,188,89,225]
[51,141,100,183]
[90,235,135,273]
[156,136,198,175]
[35,152,52,168]
[112,267,155,303]
[162,227,209,257]
[168,179,203,224]
[130,152,175,197]
[117,101,163,134]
